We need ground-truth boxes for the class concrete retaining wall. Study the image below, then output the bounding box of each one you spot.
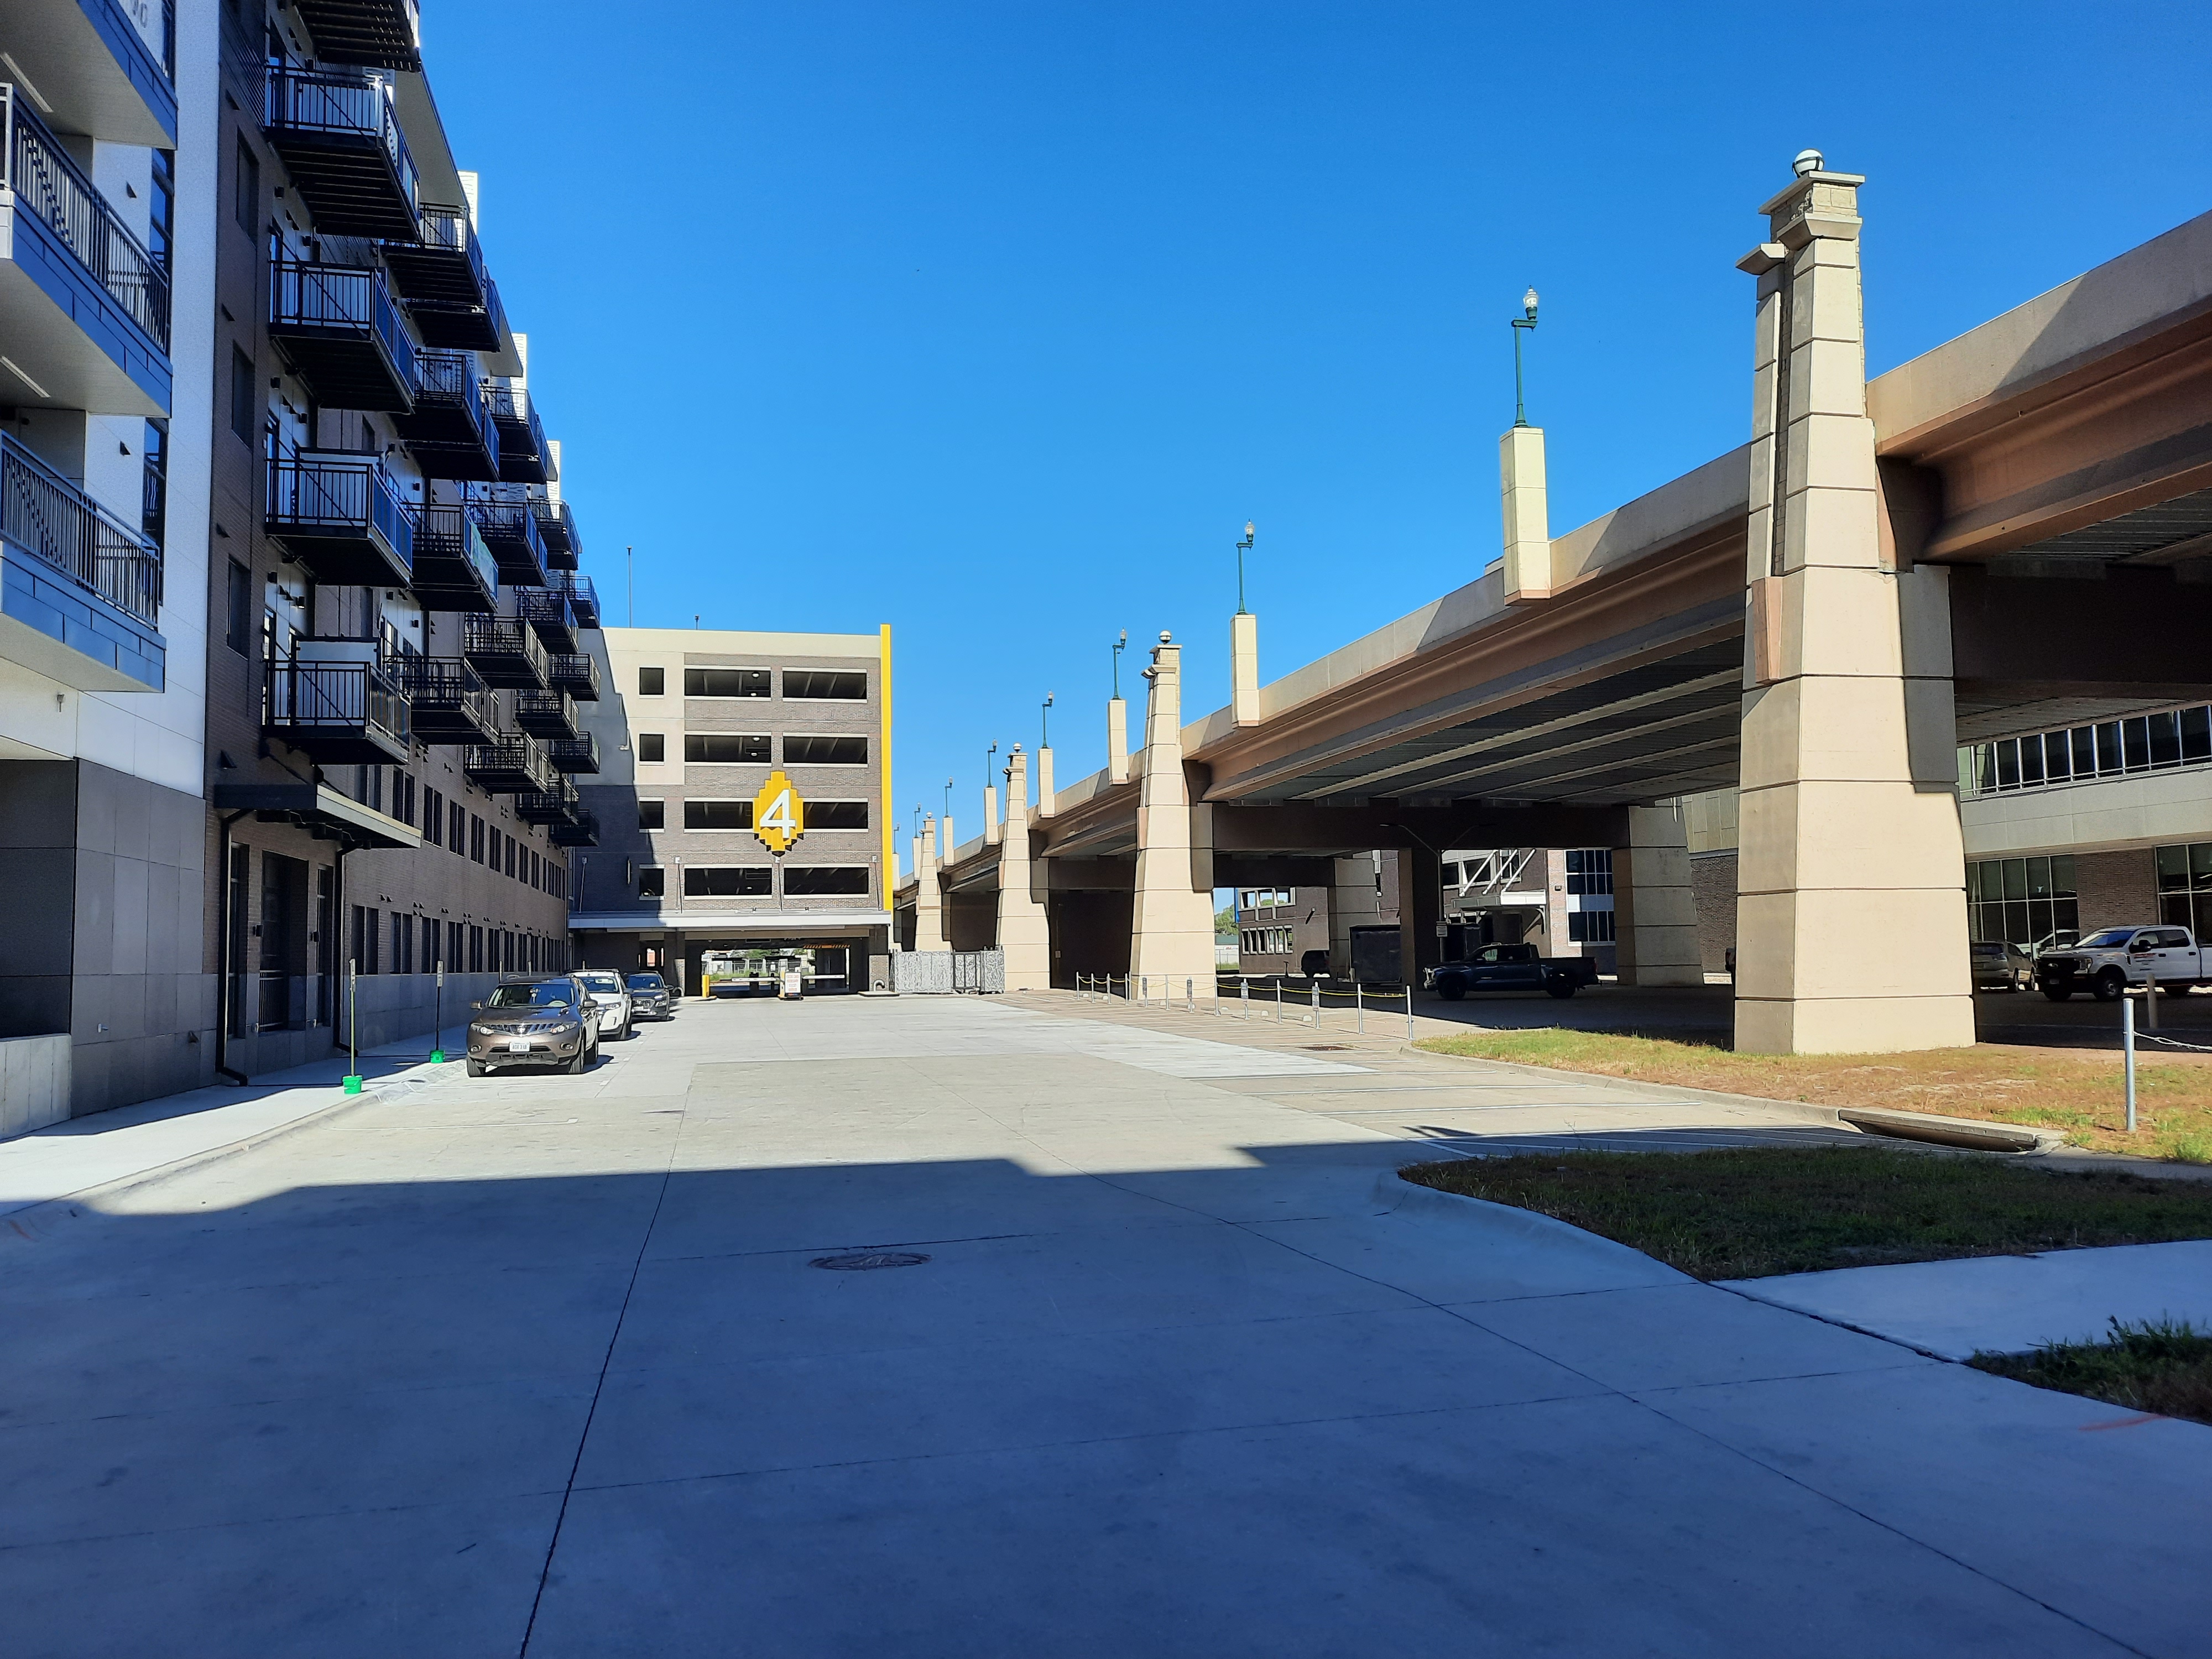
[1,1034,72,1140]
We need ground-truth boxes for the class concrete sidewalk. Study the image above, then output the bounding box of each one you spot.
[4,993,2208,1656]
[1725,1240,2212,1360]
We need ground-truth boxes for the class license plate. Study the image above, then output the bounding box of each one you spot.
[507,1037,531,1053]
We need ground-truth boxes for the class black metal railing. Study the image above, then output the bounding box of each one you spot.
[461,613,549,677]
[529,494,577,555]
[266,453,416,571]
[398,654,495,727]
[415,202,488,292]
[462,735,556,793]
[548,570,599,626]
[265,659,410,748]
[547,651,601,700]
[548,733,600,774]
[1,435,162,623]
[517,776,580,825]
[263,64,419,213]
[483,382,548,461]
[2,86,171,349]
[413,503,498,597]
[549,808,598,847]
[515,687,578,735]
[269,257,418,382]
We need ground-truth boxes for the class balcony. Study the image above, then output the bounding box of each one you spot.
[383,205,504,351]
[0,435,163,691]
[482,383,552,484]
[547,651,602,701]
[409,504,497,613]
[549,570,600,628]
[515,687,578,739]
[515,775,580,826]
[549,808,599,848]
[267,258,416,412]
[0,86,171,418]
[263,66,419,240]
[393,350,499,482]
[461,734,555,795]
[530,493,580,570]
[264,659,411,764]
[265,452,415,587]
[460,614,546,688]
[291,0,422,72]
[462,488,547,586]
[515,583,576,653]
[547,733,601,775]
[395,655,495,743]
[6,0,178,148]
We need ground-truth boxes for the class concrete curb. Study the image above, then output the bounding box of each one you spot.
[0,1067,448,1244]
[1370,1167,1693,1280]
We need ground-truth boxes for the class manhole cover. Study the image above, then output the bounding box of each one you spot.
[810,1250,931,1271]
[1305,1044,1353,1051]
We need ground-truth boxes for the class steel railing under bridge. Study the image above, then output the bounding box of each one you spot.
[1076,973,1416,1037]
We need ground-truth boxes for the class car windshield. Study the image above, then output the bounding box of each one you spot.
[625,974,665,990]
[2077,929,2137,950]
[489,983,575,1010]
[1970,943,2002,957]
[577,972,622,991]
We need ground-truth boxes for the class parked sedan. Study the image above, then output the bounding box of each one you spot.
[576,970,634,1040]
[466,977,599,1076]
[1970,940,2036,993]
[625,971,676,1021]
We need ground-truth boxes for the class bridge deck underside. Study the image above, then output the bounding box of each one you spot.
[1238,639,1745,809]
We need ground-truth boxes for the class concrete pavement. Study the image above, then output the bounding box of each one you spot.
[2,993,2206,1656]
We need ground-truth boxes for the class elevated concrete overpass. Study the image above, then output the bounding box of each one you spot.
[901,169,2212,1053]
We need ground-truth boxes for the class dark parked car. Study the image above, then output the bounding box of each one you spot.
[625,971,676,1020]
[1298,949,1332,978]
[1425,944,1593,1001]
[1970,940,2035,993]
[466,977,599,1076]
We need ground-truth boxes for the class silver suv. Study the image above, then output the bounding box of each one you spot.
[466,977,598,1076]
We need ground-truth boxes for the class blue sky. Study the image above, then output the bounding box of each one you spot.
[426,2,2212,852]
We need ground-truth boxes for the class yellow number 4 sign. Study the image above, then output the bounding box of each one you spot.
[753,770,805,854]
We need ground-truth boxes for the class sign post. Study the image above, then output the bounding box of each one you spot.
[342,958,363,1094]
[430,963,447,1063]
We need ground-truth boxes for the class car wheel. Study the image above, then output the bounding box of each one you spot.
[1545,979,1577,1000]
[2042,987,2073,1002]
[466,1058,485,1077]
[1437,984,1465,1002]
[2093,968,2126,1003]
[619,1020,633,1041]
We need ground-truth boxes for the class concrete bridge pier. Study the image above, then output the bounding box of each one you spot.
[1733,157,1973,1054]
[1128,633,1219,1000]
[997,747,1051,990]
[1614,805,1704,986]
[914,815,945,948]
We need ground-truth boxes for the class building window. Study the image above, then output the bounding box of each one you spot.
[784,734,868,766]
[638,666,664,696]
[487,827,502,871]
[225,560,251,653]
[2153,844,2212,939]
[450,800,466,852]
[421,916,437,972]
[638,867,665,899]
[1567,910,1616,943]
[233,135,258,235]
[783,670,867,700]
[1963,707,2212,798]
[1565,849,1614,896]
[684,667,770,698]
[684,867,773,897]
[685,733,770,764]
[352,905,380,974]
[637,733,665,763]
[782,866,871,896]
[470,816,485,862]
[1966,855,2080,947]
[805,800,870,830]
[424,787,442,847]
[390,912,413,975]
[229,346,258,442]
[468,924,484,973]
[638,799,665,830]
[683,800,753,830]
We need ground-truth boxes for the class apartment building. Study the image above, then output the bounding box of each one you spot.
[196,2,596,1081]
[570,626,895,995]
[0,0,216,1125]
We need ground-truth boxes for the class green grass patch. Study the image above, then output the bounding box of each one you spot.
[1971,1319,2212,1427]
[1413,1027,2212,1163]
[1399,1145,2212,1280]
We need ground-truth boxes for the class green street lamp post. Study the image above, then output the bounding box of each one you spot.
[1234,521,1255,614]
[1111,629,1126,698]
[1511,286,1540,426]
[1041,691,1053,750]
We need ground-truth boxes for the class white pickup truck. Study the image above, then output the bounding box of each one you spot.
[2036,925,2208,1002]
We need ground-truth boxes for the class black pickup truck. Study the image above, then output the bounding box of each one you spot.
[1424,945,1597,1000]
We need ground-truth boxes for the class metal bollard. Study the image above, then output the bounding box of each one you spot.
[1311,979,1319,1026]
[1187,977,1194,1013]
[1241,978,1250,1019]
[2147,979,2161,1031]
[2124,994,2138,1133]
[1355,980,1363,1033]
[1406,985,1415,1039]
[1275,982,1283,1024]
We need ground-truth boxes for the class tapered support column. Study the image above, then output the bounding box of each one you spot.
[1500,425,1553,602]
[1107,696,1130,785]
[1329,853,1383,976]
[1037,746,1056,817]
[1231,611,1260,725]
[997,748,1051,989]
[1614,805,1703,986]
[914,816,944,951]
[1733,157,1973,1055]
[1128,634,1217,999]
[1395,844,1442,991]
